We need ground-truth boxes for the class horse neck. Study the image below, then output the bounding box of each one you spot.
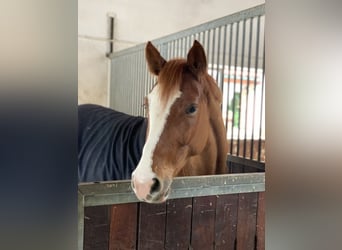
[202,88,228,174]
[181,102,228,176]
[208,106,228,174]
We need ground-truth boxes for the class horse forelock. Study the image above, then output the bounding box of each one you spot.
[157,59,186,106]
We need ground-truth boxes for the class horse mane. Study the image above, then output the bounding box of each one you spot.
[202,74,228,174]
[158,59,186,107]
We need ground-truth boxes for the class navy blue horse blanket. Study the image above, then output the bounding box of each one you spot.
[78,104,147,182]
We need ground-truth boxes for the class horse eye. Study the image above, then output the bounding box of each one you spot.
[185,104,197,115]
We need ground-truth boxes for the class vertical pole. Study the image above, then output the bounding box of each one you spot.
[243,18,254,158]
[258,38,265,162]
[216,27,222,90]
[225,24,233,153]
[237,19,246,157]
[250,16,261,160]
[78,191,85,250]
[211,28,216,78]
[220,25,227,109]
[230,22,240,156]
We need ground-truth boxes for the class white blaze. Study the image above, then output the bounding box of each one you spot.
[132,85,182,183]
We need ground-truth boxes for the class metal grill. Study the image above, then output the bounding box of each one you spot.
[109,4,265,162]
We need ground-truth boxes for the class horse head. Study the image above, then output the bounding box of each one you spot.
[132,40,227,203]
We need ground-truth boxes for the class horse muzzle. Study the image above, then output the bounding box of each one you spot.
[131,175,171,203]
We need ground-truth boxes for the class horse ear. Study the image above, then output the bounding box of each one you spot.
[187,40,207,76]
[145,41,166,76]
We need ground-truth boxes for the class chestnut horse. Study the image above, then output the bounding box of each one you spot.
[131,40,228,203]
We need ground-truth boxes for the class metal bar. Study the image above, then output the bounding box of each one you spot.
[199,32,204,45]
[136,51,144,116]
[134,53,138,114]
[142,51,147,115]
[175,39,179,57]
[179,38,183,57]
[132,54,137,114]
[179,37,185,58]
[206,29,211,60]
[137,51,142,116]
[174,39,178,58]
[135,53,139,115]
[230,22,240,155]
[250,16,261,160]
[78,190,85,250]
[137,52,141,115]
[172,39,176,58]
[143,51,149,117]
[216,27,222,88]
[225,24,233,147]
[219,25,227,93]
[243,18,254,158]
[127,54,135,115]
[121,57,124,111]
[78,173,265,207]
[165,41,169,60]
[237,19,246,156]
[211,28,216,80]
[127,55,132,114]
[108,4,264,59]
[258,38,265,161]
[187,35,191,52]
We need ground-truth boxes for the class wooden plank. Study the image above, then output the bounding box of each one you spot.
[138,202,167,250]
[190,196,217,250]
[84,206,110,250]
[214,194,239,250]
[109,203,138,250]
[256,192,265,250]
[165,198,192,249]
[236,192,258,250]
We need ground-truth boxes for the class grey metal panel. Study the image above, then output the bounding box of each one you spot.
[78,173,265,207]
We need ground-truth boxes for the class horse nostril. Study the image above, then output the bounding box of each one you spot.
[150,178,161,194]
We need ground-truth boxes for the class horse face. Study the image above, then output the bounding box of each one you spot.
[132,41,209,203]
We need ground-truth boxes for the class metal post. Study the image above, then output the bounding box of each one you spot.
[78,190,85,250]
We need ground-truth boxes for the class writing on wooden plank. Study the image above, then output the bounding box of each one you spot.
[138,202,166,250]
[190,196,217,250]
[236,193,258,250]
[214,194,239,250]
[256,192,265,250]
[84,206,110,250]
[165,198,192,250]
[109,203,138,250]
